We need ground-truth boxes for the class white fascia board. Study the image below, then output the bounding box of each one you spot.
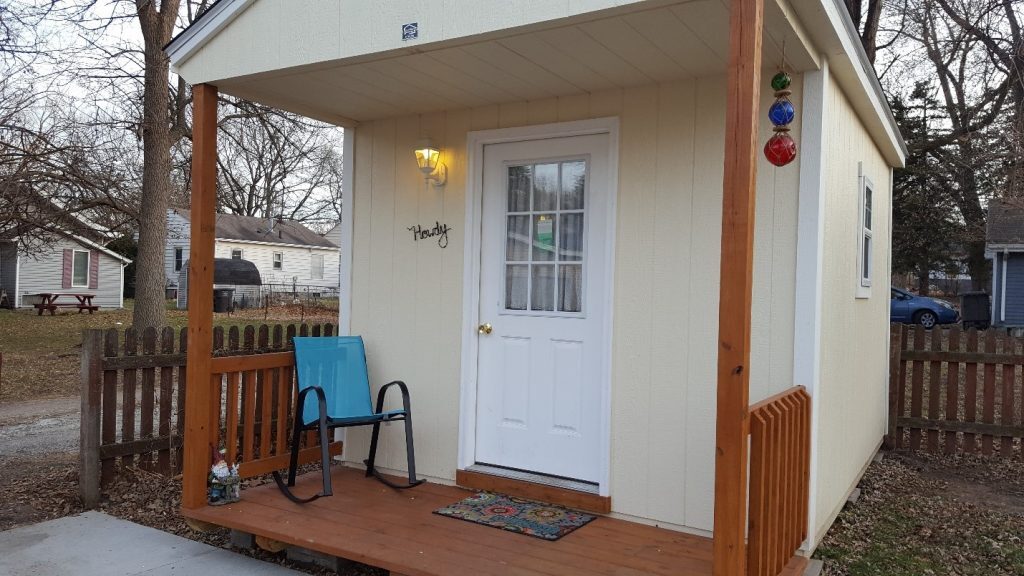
[166,0,255,70]
[985,243,1024,256]
[792,0,907,167]
[215,237,340,251]
[69,233,133,264]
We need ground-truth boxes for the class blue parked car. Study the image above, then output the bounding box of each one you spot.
[890,287,959,328]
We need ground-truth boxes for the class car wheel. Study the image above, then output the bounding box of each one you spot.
[915,310,937,329]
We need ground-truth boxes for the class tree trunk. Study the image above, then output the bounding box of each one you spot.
[132,4,179,329]
[917,269,930,295]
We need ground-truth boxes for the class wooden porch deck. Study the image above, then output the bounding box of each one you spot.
[183,467,807,576]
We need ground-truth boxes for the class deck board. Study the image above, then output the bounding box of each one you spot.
[183,467,807,576]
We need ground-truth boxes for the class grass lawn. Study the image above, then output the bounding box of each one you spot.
[815,451,1024,575]
[0,299,337,402]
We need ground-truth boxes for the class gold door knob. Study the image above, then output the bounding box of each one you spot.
[478,323,493,335]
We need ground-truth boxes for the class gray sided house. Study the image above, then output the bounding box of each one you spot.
[165,209,340,293]
[0,231,131,309]
[986,199,1024,326]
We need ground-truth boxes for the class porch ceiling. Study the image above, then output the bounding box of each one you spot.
[213,0,817,126]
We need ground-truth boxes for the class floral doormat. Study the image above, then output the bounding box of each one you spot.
[432,492,596,541]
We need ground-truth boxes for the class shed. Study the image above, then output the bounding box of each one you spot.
[166,1,907,574]
[985,199,1024,326]
[0,231,130,309]
[177,257,262,310]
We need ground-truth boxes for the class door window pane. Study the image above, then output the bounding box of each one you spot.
[532,214,556,261]
[560,161,585,210]
[532,163,559,211]
[505,264,528,310]
[508,165,531,212]
[531,264,555,311]
[506,216,530,261]
[559,213,584,261]
[558,264,582,312]
[501,159,588,314]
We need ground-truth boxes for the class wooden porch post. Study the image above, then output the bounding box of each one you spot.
[182,83,218,509]
[712,0,763,573]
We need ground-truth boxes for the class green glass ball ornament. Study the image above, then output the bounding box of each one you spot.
[771,71,791,92]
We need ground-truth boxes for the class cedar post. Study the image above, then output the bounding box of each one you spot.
[712,0,763,573]
[884,324,903,448]
[182,83,218,509]
[79,329,103,508]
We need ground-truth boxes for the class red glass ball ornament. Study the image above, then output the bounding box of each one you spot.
[764,133,797,167]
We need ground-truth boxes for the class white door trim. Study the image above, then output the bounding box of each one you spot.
[459,117,619,497]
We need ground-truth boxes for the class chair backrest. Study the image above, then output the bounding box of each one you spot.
[293,336,374,425]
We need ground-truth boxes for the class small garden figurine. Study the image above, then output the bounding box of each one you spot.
[208,447,240,505]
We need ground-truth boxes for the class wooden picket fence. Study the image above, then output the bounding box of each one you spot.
[887,324,1024,456]
[79,322,335,507]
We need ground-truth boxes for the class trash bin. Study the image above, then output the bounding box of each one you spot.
[213,288,235,313]
[960,291,991,329]
[165,287,178,300]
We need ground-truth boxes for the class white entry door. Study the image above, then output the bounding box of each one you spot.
[475,133,611,484]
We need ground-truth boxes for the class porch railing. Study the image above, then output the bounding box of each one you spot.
[746,386,811,576]
[210,350,341,479]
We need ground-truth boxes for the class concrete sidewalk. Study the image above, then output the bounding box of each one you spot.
[0,511,302,575]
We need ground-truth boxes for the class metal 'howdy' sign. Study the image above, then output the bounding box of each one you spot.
[408,221,452,248]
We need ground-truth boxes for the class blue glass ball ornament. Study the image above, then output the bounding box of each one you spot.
[768,99,795,126]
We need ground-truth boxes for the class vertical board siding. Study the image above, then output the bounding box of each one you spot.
[813,77,894,545]
[1002,254,1024,325]
[349,77,802,532]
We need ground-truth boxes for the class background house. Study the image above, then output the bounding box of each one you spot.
[166,208,340,295]
[0,229,131,309]
[986,199,1024,326]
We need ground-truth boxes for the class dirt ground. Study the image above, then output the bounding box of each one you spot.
[815,451,1024,575]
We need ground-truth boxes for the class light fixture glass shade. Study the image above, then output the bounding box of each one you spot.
[413,138,440,175]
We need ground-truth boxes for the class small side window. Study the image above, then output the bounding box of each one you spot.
[273,252,283,270]
[174,247,183,272]
[231,249,242,260]
[857,170,874,299]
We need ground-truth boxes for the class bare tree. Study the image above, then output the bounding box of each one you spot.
[211,101,343,230]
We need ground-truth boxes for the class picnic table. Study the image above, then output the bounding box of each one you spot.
[31,292,99,315]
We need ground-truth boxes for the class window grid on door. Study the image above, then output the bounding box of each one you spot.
[503,160,586,314]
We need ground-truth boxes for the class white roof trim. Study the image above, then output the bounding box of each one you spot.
[166,0,254,67]
[825,0,907,164]
[215,237,340,251]
[68,233,133,264]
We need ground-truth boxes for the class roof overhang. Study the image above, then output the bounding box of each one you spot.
[167,0,905,167]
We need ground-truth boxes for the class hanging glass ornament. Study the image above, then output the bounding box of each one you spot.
[770,71,791,92]
[768,99,795,126]
[764,70,797,166]
[764,132,797,167]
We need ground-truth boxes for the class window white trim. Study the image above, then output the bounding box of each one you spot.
[856,163,873,299]
[72,249,90,288]
[272,251,284,270]
[230,248,243,260]
[310,253,324,280]
[174,247,184,272]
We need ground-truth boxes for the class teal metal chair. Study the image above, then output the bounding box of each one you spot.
[273,336,424,503]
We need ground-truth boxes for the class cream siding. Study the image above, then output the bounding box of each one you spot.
[812,76,893,544]
[16,235,125,309]
[176,0,650,85]
[345,76,801,532]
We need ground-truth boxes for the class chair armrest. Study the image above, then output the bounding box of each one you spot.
[296,385,329,426]
[374,380,411,414]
